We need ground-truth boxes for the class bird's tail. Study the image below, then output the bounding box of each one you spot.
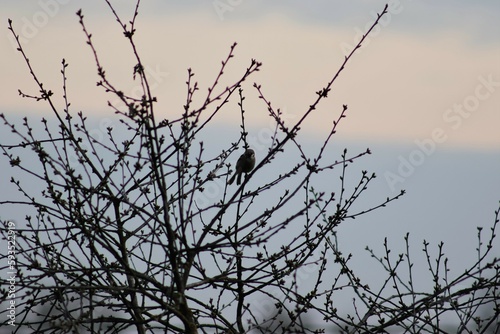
[228,172,236,185]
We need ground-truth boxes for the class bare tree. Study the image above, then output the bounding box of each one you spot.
[1,2,498,333]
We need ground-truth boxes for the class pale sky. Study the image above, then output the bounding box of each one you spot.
[1,1,499,149]
[1,1,499,309]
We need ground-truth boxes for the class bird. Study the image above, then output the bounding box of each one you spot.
[228,149,255,185]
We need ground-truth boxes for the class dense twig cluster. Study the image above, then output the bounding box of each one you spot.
[0,2,498,333]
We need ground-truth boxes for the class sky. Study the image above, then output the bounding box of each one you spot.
[1,1,499,149]
[0,0,499,326]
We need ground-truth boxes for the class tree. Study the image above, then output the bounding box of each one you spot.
[1,2,499,333]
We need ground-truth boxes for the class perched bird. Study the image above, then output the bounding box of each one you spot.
[228,149,255,185]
